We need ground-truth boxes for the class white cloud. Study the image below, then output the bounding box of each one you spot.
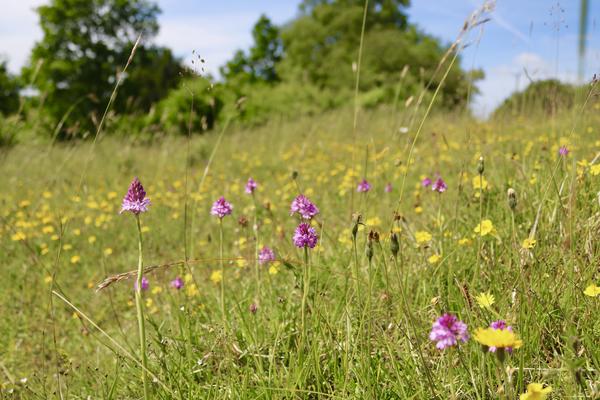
[0,0,45,72]
[471,51,586,117]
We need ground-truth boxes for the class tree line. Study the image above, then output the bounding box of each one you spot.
[0,0,483,140]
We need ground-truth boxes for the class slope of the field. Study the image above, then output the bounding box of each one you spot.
[1,107,599,398]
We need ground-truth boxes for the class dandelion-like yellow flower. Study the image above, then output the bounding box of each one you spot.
[210,270,223,284]
[475,292,495,309]
[70,255,80,264]
[474,219,494,236]
[583,284,600,297]
[415,231,432,245]
[473,327,523,349]
[522,238,536,249]
[11,232,27,241]
[458,237,471,246]
[427,254,441,264]
[590,164,600,176]
[472,176,488,190]
[519,383,552,400]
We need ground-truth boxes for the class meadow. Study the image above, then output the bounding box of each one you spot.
[1,98,599,399]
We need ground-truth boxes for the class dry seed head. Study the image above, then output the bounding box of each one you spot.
[477,156,485,175]
[507,188,517,210]
[390,232,400,258]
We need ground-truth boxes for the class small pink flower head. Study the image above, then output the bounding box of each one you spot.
[429,313,469,350]
[120,177,150,214]
[357,179,371,193]
[293,222,318,248]
[489,320,514,353]
[245,177,258,194]
[258,246,276,265]
[421,177,432,187]
[211,196,233,219]
[384,183,392,193]
[559,146,569,156]
[134,276,149,291]
[432,177,447,193]
[249,302,258,314]
[170,277,184,290]
[290,195,319,220]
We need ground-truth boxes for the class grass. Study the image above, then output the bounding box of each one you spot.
[1,104,600,398]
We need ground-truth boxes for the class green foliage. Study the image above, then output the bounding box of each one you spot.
[117,46,183,113]
[0,59,20,116]
[23,0,181,139]
[150,78,223,134]
[493,79,578,118]
[216,0,482,128]
[220,15,282,84]
[1,108,599,397]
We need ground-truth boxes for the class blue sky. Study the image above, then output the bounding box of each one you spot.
[0,0,598,116]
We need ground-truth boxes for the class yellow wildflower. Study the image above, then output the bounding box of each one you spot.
[210,270,223,284]
[473,327,523,350]
[519,383,552,400]
[473,219,494,236]
[522,238,536,249]
[427,254,441,264]
[70,255,80,264]
[475,292,495,309]
[415,231,432,245]
[583,283,600,297]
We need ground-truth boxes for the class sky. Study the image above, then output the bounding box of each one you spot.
[0,0,598,117]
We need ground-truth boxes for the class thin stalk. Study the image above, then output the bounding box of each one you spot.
[301,246,310,341]
[135,215,149,400]
[392,256,438,399]
[252,195,261,301]
[219,218,226,320]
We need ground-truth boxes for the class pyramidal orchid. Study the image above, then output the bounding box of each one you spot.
[120,177,150,399]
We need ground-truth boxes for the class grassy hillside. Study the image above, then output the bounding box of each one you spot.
[1,105,599,398]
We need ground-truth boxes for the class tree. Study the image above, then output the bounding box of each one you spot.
[23,0,180,138]
[0,59,20,116]
[221,15,282,84]
[117,46,182,113]
[278,0,479,108]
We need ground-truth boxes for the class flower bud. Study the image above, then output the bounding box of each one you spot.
[390,232,400,258]
[507,188,517,211]
[477,156,485,175]
[351,213,362,240]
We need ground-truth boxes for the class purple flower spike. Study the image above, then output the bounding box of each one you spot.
[170,277,184,290]
[429,313,469,350]
[384,183,392,193]
[489,320,514,353]
[293,222,319,249]
[432,177,447,193]
[245,178,258,194]
[421,177,432,188]
[211,196,233,218]
[134,276,149,291]
[357,179,371,193]
[559,146,569,156]
[120,177,151,214]
[290,195,319,220]
[258,246,276,265]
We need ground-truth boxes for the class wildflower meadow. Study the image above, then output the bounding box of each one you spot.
[1,0,600,399]
[2,106,599,398]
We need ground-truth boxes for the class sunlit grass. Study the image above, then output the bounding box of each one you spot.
[1,107,599,398]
